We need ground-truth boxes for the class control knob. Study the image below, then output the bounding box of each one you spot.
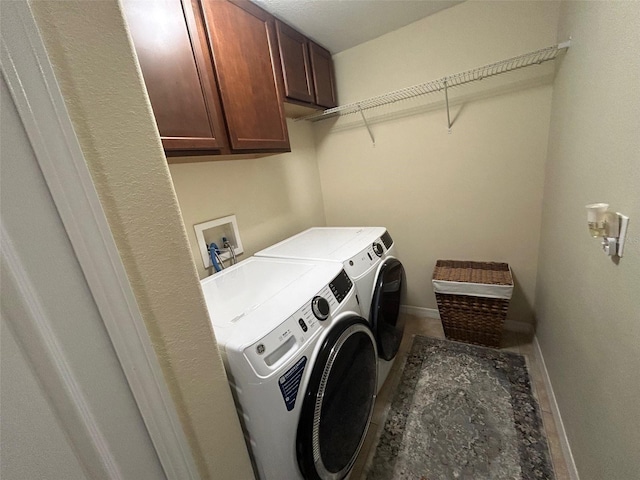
[373,242,384,257]
[312,296,330,321]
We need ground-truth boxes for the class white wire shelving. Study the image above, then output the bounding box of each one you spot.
[300,41,571,143]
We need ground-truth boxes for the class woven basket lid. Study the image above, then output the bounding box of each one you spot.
[433,260,512,286]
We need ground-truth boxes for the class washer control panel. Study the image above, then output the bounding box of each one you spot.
[329,269,353,303]
[298,318,308,332]
[312,296,330,320]
[244,283,344,377]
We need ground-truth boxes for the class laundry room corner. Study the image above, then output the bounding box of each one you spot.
[7,0,637,478]
[312,0,560,331]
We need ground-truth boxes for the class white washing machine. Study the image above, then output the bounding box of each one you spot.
[200,257,377,480]
[255,227,406,391]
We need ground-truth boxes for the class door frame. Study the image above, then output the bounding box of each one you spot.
[0,2,199,479]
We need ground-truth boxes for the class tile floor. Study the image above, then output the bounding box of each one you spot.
[350,314,571,480]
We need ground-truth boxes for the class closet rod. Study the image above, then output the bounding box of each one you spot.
[300,40,571,124]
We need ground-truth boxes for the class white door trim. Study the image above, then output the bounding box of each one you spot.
[1,225,125,479]
[0,3,200,479]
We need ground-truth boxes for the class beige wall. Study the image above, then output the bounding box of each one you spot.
[535,2,640,479]
[170,119,326,279]
[30,1,254,479]
[315,0,560,326]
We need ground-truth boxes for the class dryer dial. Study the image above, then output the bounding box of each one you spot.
[373,242,384,257]
[311,296,330,321]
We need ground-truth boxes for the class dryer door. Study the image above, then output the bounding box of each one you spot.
[296,317,377,480]
[370,258,406,361]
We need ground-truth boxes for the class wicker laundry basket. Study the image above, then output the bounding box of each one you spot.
[432,260,513,348]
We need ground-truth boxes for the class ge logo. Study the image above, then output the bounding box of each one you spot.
[256,344,266,355]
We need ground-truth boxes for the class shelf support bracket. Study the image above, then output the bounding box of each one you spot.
[444,78,452,133]
[357,105,375,146]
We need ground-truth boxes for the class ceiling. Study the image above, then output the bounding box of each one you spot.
[253,0,464,54]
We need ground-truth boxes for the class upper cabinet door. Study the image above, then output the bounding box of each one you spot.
[200,0,290,152]
[309,42,337,109]
[276,20,315,104]
[122,0,228,152]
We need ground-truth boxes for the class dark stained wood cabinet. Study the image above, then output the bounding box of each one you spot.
[122,0,228,153]
[309,42,337,109]
[276,20,315,105]
[124,0,336,158]
[275,21,337,110]
[200,0,289,152]
[123,0,290,157]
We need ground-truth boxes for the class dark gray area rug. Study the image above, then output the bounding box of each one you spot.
[365,335,555,480]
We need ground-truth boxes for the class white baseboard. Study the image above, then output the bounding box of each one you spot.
[400,305,533,334]
[533,337,580,480]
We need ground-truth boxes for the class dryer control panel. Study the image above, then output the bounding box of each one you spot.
[380,230,393,250]
[343,237,388,279]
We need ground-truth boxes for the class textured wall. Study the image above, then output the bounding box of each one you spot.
[315,0,560,327]
[30,1,254,478]
[169,119,326,279]
[535,2,640,478]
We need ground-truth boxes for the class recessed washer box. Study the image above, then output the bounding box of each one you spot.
[194,214,243,269]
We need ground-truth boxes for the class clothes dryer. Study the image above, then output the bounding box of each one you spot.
[255,227,406,391]
[200,257,377,480]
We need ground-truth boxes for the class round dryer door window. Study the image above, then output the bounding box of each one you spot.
[296,317,377,480]
[371,258,406,361]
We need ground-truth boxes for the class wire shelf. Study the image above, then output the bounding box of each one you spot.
[300,41,570,124]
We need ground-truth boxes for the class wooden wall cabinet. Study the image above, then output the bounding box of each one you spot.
[123,0,229,154]
[275,21,315,105]
[200,0,289,152]
[276,21,337,110]
[123,0,289,158]
[309,42,337,109]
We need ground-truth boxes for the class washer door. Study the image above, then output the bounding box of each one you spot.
[296,317,377,480]
[370,258,406,361]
